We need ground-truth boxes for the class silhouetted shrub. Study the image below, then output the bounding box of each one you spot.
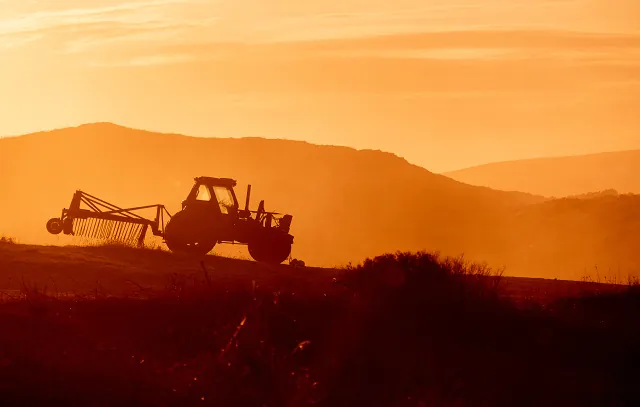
[0,236,15,245]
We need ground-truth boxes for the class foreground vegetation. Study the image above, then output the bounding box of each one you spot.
[0,249,638,406]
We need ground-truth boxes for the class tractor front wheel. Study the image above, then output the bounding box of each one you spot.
[248,238,292,265]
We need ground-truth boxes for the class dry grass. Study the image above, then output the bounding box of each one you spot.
[0,236,16,245]
[0,246,637,406]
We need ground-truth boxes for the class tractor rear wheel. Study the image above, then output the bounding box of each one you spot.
[164,210,217,256]
[248,237,292,265]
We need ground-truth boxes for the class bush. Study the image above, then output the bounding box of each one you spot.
[0,236,15,245]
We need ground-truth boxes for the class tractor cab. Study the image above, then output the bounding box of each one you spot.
[182,177,240,216]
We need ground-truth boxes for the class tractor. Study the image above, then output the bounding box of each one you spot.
[45,176,295,265]
[164,177,294,264]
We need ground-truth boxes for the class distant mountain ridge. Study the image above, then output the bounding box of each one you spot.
[444,150,640,197]
[568,189,620,199]
[1,123,638,280]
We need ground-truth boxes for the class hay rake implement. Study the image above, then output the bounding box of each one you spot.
[46,190,171,247]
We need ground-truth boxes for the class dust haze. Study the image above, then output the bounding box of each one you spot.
[1,123,639,280]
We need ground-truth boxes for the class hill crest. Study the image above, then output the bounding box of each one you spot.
[445,149,640,197]
[2,123,637,280]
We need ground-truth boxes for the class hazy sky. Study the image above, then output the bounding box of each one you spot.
[1,0,639,172]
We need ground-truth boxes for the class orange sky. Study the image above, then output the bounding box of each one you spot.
[1,0,639,172]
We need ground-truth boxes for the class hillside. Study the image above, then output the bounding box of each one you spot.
[2,123,639,279]
[0,242,615,303]
[0,242,637,406]
[444,150,640,197]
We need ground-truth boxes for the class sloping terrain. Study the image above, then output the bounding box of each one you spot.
[0,242,637,407]
[445,149,640,197]
[0,243,616,303]
[2,123,639,279]
[0,243,336,299]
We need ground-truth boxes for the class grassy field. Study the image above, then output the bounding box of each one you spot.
[0,241,638,406]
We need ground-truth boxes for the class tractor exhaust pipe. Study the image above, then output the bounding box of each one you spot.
[245,184,251,212]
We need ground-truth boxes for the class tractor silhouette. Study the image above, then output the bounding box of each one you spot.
[46,176,294,265]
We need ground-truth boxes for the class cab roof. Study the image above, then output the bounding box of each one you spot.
[194,176,237,187]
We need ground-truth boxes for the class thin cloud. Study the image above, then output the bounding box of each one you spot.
[140,29,640,67]
[142,29,640,56]
[86,52,198,67]
[3,2,638,69]
[303,30,640,51]
[0,0,184,34]
[81,28,640,68]
[0,0,215,54]
[92,49,639,93]
[0,32,43,49]
[125,53,199,66]
[61,21,205,53]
